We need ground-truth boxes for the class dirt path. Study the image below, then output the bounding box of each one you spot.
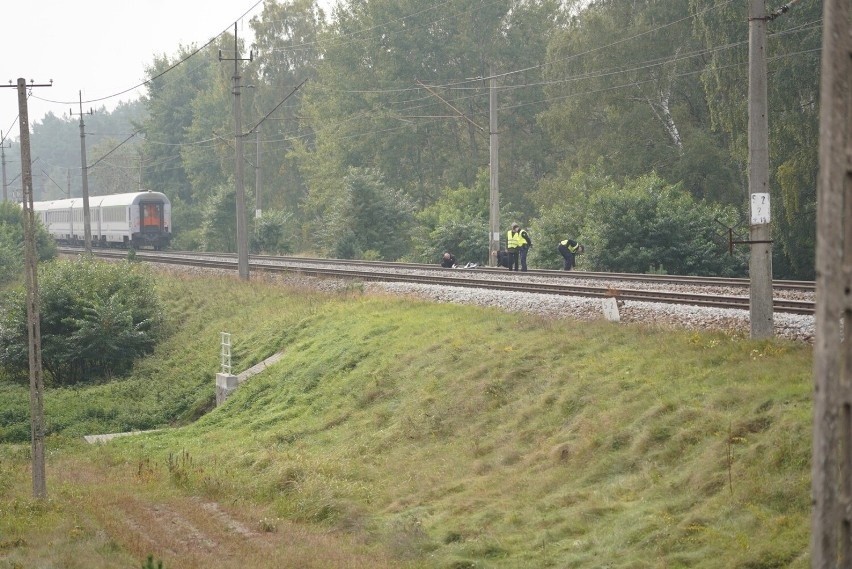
[55,459,406,569]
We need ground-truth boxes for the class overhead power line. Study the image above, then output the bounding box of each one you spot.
[30,0,266,111]
[88,130,142,170]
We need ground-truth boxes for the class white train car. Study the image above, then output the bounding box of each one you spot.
[32,190,172,250]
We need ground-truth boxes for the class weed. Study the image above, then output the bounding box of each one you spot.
[136,458,156,482]
[141,554,164,569]
[258,517,279,532]
[166,449,195,486]
[341,281,365,296]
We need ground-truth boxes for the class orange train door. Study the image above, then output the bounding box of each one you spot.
[140,202,163,232]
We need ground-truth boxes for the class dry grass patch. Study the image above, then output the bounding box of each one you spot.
[1,448,415,569]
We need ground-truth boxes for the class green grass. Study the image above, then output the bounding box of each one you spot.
[0,271,813,568]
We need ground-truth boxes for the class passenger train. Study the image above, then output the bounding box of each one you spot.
[32,190,172,250]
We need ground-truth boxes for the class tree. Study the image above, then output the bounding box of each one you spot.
[540,0,740,203]
[141,43,223,205]
[527,167,610,269]
[297,0,561,228]
[87,136,145,196]
[248,0,327,216]
[199,183,239,253]
[317,168,414,260]
[180,54,237,206]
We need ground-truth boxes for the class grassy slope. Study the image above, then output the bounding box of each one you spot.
[0,272,813,568]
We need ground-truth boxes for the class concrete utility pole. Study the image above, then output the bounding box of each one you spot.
[220,23,253,280]
[70,92,94,255]
[1,131,10,202]
[746,0,774,339]
[811,0,851,563]
[489,71,500,266]
[255,127,262,219]
[2,78,52,499]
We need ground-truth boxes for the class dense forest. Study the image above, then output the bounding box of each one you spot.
[3,0,822,279]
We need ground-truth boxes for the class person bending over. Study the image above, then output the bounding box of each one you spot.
[557,239,583,271]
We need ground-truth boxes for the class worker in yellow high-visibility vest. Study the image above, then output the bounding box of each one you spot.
[557,238,584,271]
[518,227,533,272]
[506,223,524,271]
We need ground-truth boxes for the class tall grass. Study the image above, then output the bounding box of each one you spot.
[0,271,813,568]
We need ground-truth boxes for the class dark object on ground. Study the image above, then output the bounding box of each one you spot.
[495,250,513,269]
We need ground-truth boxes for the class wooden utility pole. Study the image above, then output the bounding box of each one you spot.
[489,71,500,266]
[747,0,774,339]
[2,78,51,499]
[811,0,851,564]
[220,23,252,280]
[70,92,94,254]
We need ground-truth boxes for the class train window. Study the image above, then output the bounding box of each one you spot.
[102,206,126,223]
[141,203,163,230]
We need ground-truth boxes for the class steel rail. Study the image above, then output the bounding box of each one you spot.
[63,248,815,315]
[62,247,814,292]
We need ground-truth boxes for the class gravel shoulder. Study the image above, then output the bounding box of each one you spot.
[153,262,816,343]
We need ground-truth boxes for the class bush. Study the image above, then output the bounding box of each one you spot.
[412,171,491,265]
[0,201,57,285]
[251,209,293,254]
[581,174,746,276]
[0,257,165,385]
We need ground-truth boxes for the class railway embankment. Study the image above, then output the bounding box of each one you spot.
[69,247,815,342]
[1,269,813,567]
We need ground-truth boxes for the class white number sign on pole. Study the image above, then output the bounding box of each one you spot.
[750,193,770,225]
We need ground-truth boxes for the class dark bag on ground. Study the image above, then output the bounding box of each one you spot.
[496,250,513,269]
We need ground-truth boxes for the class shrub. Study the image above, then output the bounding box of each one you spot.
[0,201,57,285]
[0,257,165,385]
[251,209,293,254]
[581,174,746,276]
[412,171,492,265]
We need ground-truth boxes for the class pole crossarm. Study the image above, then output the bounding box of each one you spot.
[1,80,53,89]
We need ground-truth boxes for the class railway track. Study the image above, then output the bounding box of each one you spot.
[60,248,816,316]
[127,249,815,292]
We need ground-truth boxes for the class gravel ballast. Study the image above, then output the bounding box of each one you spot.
[151,261,816,343]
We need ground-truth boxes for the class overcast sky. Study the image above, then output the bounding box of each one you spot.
[1,0,331,143]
